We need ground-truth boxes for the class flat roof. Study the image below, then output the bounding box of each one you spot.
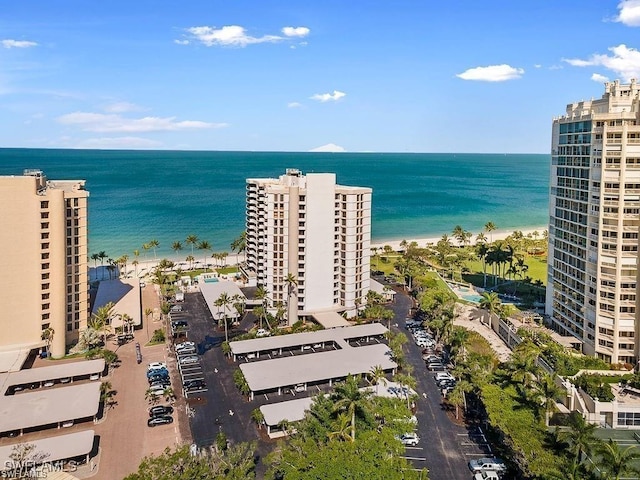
[0,359,105,395]
[0,382,101,433]
[370,279,395,295]
[0,348,32,374]
[200,281,246,320]
[312,311,350,328]
[260,397,314,426]
[240,343,396,392]
[230,323,388,356]
[0,430,95,469]
[92,278,141,328]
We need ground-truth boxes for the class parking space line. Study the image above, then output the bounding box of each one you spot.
[401,456,427,461]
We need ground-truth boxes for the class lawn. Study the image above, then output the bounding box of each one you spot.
[464,254,547,286]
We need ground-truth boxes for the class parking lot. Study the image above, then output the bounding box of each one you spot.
[167,283,500,479]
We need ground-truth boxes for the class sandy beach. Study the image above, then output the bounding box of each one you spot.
[369,225,548,251]
[99,225,548,280]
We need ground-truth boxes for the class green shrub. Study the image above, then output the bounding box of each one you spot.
[573,374,615,402]
[151,329,165,343]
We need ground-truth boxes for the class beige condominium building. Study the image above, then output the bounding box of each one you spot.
[0,170,89,359]
[547,79,640,364]
[244,169,371,325]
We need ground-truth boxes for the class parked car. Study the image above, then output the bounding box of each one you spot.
[147,415,173,427]
[149,405,174,417]
[172,320,188,329]
[396,433,420,446]
[147,368,169,379]
[184,379,206,389]
[179,355,199,365]
[175,341,195,352]
[473,472,500,480]
[170,305,183,313]
[256,328,270,337]
[177,346,196,356]
[427,363,447,372]
[148,384,167,396]
[469,458,507,474]
[148,362,167,371]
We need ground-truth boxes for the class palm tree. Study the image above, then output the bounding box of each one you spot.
[560,412,598,469]
[186,254,195,270]
[230,232,247,264]
[476,242,490,288]
[533,373,562,426]
[145,388,160,406]
[284,273,298,327]
[368,365,387,395]
[327,413,354,442]
[255,286,269,329]
[148,239,159,261]
[394,372,417,409]
[90,253,100,280]
[142,243,150,264]
[475,232,487,244]
[144,307,153,340]
[595,439,640,479]
[479,292,501,323]
[197,240,212,271]
[186,234,199,256]
[484,221,496,244]
[333,375,369,442]
[215,292,232,343]
[41,327,55,357]
[89,301,115,345]
[452,225,465,247]
[251,408,265,429]
[97,251,108,280]
[172,241,183,259]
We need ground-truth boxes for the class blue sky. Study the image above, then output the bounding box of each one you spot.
[2,0,640,153]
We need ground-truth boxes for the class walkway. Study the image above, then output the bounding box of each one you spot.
[454,305,512,362]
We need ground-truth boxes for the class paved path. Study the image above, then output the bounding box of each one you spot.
[454,305,512,362]
[89,284,184,480]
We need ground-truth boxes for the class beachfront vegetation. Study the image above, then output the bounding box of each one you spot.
[264,375,427,480]
[125,442,258,480]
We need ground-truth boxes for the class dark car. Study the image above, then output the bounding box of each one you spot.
[172,320,188,328]
[184,379,206,390]
[147,415,173,427]
[147,368,169,379]
[149,405,174,417]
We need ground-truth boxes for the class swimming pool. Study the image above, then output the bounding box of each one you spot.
[203,277,219,283]
[450,285,483,303]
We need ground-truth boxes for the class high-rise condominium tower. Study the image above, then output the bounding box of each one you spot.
[244,169,371,325]
[547,79,640,363]
[0,170,89,359]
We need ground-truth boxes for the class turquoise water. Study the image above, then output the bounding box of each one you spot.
[0,149,550,259]
[203,277,219,283]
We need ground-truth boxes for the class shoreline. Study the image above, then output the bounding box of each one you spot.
[100,225,548,279]
[369,225,548,251]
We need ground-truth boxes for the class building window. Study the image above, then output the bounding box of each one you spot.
[40,201,49,209]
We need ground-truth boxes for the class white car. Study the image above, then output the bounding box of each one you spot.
[397,433,420,446]
[175,342,195,352]
[469,458,507,474]
[179,355,199,365]
[148,362,167,371]
[256,329,270,337]
[148,384,167,396]
[474,472,500,480]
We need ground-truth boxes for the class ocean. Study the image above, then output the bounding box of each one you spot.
[0,149,550,259]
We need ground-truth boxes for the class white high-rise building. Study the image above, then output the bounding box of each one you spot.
[244,169,372,326]
[547,79,640,364]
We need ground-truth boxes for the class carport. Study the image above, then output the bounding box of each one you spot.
[0,359,105,394]
[229,323,388,361]
[0,430,96,471]
[260,397,314,438]
[93,278,142,330]
[0,382,101,435]
[200,281,246,324]
[311,311,350,328]
[239,343,396,400]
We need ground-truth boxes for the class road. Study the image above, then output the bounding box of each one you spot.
[182,283,488,479]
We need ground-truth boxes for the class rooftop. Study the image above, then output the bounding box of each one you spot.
[239,343,396,392]
[0,430,95,469]
[230,323,388,356]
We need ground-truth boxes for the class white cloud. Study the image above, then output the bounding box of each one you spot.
[563,44,640,81]
[310,90,346,102]
[75,136,163,149]
[615,0,640,26]
[174,39,190,45]
[182,25,281,47]
[309,143,346,153]
[57,112,227,133]
[103,102,145,113]
[282,27,310,38]
[591,73,610,83]
[2,39,38,49]
[456,64,524,82]
[287,102,303,108]
[534,64,542,69]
